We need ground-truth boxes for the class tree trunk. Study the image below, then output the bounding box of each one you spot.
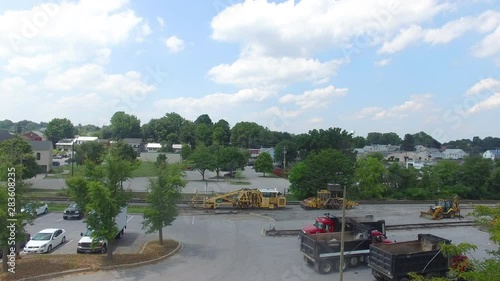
[107,240,113,260]
[263,172,266,177]
[2,247,8,273]
[159,229,163,245]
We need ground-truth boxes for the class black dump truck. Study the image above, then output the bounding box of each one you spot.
[300,219,392,274]
[369,234,461,281]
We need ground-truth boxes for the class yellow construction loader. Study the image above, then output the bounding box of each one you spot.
[190,188,286,210]
[420,195,460,220]
[300,184,359,210]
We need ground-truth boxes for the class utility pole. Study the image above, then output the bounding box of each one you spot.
[71,140,75,176]
[339,184,347,281]
[283,146,287,169]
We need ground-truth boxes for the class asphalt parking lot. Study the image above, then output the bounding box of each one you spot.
[23,210,147,255]
[50,206,499,281]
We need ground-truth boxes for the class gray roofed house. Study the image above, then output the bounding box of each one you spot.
[0,129,15,143]
[123,138,144,153]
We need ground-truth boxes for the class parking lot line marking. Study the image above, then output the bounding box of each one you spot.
[56,218,63,222]
[61,239,73,248]
[127,215,135,222]
[192,216,195,224]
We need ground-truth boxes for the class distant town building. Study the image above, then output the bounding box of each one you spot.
[146,143,162,152]
[483,149,500,161]
[442,149,468,160]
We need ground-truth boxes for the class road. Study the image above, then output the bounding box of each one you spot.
[28,166,291,193]
[45,205,497,281]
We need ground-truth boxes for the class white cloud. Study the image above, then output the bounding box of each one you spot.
[43,64,156,97]
[0,0,148,71]
[211,0,451,57]
[374,59,391,66]
[153,88,276,120]
[378,25,424,54]
[379,10,500,54]
[354,94,432,119]
[164,36,185,53]
[467,93,500,114]
[157,16,165,27]
[472,26,500,57]
[280,85,347,110]
[465,78,500,96]
[136,23,152,42]
[208,56,346,88]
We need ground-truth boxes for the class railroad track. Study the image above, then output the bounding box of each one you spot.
[31,196,500,205]
[264,221,476,236]
[385,220,475,230]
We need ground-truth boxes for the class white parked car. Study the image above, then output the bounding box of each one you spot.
[24,228,66,254]
[21,202,48,217]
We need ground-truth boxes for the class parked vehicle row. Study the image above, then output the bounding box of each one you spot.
[18,203,127,256]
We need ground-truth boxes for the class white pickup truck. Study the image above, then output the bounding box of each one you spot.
[77,206,127,254]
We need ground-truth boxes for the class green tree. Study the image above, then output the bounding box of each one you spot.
[401,133,416,151]
[306,128,354,155]
[188,144,216,180]
[220,147,248,173]
[109,111,141,139]
[142,157,186,244]
[74,141,106,165]
[288,149,355,199]
[84,181,120,260]
[459,155,494,199]
[195,123,213,146]
[0,181,31,272]
[274,140,298,168]
[213,119,231,145]
[180,144,193,161]
[45,118,75,145]
[413,131,441,148]
[449,205,500,281]
[230,122,264,148]
[66,177,91,212]
[0,119,14,130]
[0,137,39,179]
[352,136,366,148]
[254,152,273,176]
[382,132,402,145]
[366,132,384,144]
[109,140,139,163]
[353,155,387,199]
[194,114,213,125]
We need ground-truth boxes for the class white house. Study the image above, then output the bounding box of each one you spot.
[483,150,500,161]
[55,138,74,150]
[74,136,98,145]
[29,141,53,173]
[146,143,162,152]
[442,149,468,160]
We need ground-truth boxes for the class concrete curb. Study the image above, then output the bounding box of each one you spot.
[16,241,183,281]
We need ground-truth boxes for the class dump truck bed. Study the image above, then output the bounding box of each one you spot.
[369,234,451,281]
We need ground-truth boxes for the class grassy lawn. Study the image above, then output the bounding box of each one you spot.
[131,161,157,177]
[0,240,179,281]
[46,202,148,214]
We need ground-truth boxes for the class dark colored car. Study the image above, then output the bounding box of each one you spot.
[63,203,83,220]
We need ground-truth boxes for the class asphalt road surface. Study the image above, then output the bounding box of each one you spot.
[44,205,497,281]
[28,166,291,193]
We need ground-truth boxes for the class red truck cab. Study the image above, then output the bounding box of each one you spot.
[302,214,341,235]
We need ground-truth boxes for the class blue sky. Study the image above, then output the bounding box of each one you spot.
[1,0,499,143]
